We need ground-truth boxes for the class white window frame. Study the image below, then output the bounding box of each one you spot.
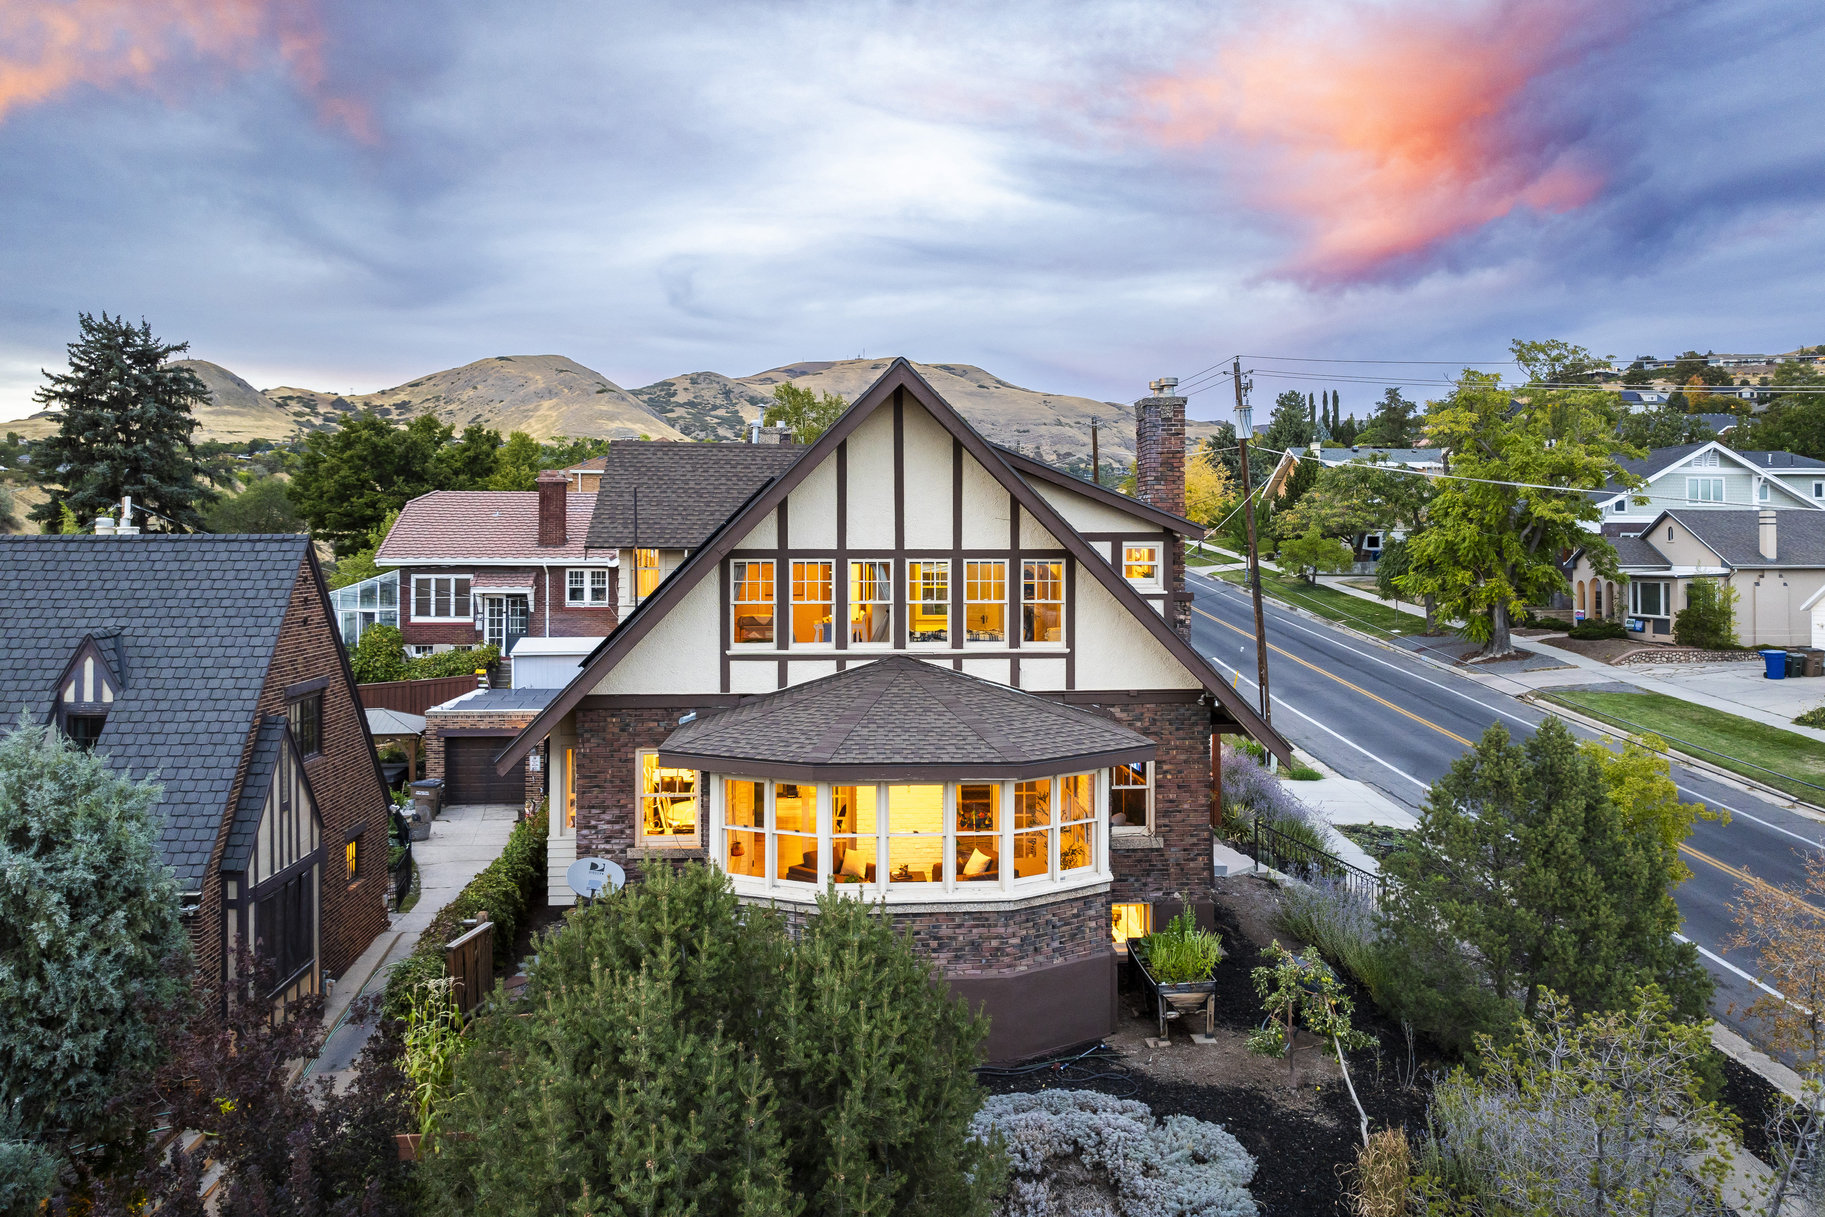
[1630,579,1670,619]
[1814,481,1823,500]
[1757,480,1771,503]
[847,559,892,648]
[730,559,776,647]
[1109,761,1152,834]
[412,575,472,621]
[790,560,836,648]
[1021,559,1066,647]
[1686,476,1725,504]
[565,567,612,606]
[1122,543,1162,590]
[636,749,700,848]
[906,560,951,648]
[963,559,1008,647]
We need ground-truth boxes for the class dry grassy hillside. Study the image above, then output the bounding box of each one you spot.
[5,360,299,443]
[634,358,1221,468]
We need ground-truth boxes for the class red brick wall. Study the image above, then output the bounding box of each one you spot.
[423,708,547,808]
[199,556,391,988]
[1095,699,1213,906]
[398,564,619,646]
[572,705,708,880]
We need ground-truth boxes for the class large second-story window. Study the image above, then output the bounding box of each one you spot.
[964,561,1006,644]
[792,561,835,645]
[731,560,775,645]
[1687,477,1725,504]
[1124,544,1161,588]
[413,575,471,620]
[1022,560,1064,644]
[908,561,950,645]
[287,692,323,759]
[849,561,891,645]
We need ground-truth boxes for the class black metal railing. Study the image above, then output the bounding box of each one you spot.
[1251,820,1383,906]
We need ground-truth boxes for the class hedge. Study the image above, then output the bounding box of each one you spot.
[382,809,548,1019]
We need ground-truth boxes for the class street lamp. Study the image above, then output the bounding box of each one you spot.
[1231,359,1272,731]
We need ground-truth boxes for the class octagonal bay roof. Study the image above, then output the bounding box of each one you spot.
[658,655,1156,782]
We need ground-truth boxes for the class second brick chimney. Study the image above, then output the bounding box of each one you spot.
[537,469,568,547]
[1134,378,1186,517]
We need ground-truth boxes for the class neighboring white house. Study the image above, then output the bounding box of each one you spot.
[1591,442,1825,534]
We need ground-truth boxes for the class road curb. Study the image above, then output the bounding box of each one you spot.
[1523,695,1825,823]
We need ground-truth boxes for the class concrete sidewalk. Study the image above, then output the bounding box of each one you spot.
[308,802,520,1085]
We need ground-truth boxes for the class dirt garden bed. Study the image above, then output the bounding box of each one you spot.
[978,874,1792,1215]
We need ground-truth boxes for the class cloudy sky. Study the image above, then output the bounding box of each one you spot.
[2,0,1821,423]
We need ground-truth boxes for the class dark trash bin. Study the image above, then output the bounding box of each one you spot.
[411,777,444,821]
[1806,649,1824,678]
[1762,649,1788,679]
[1788,651,1807,678]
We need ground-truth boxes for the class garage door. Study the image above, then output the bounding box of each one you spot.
[444,737,525,805]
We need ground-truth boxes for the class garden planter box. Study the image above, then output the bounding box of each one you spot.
[1128,941,1217,1039]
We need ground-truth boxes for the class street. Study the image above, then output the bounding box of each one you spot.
[1188,568,1825,1043]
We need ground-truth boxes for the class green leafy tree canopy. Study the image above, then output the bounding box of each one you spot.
[201,475,303,534]
[27,313,218,532]
[290,414,501,556]
[1277,525,1355,584]
[764,382,848,445]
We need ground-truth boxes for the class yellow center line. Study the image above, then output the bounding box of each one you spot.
[1194,605,1473,747]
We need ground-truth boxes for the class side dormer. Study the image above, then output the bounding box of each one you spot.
[54,634,122,749]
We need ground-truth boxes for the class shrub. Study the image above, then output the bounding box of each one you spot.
[350,622,410,683]
[1220,742,1320,834]
[1673,577,1738,650]
[1795,705,1825,728]
[382,810,547,1018]
[1413,988,1735,1217]
[1285,761,1323,781]
[1567,619,1628,640]
[971,1089,1258,1217]
[1348,1129,1411,1217]
[1138,906,1224,984]
[421,864,1002,1217]
[1274,882,1394,1006]
[407,644,500,679]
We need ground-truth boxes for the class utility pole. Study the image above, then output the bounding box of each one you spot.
[1232,359,1271,727]
[1090,417,1100,485]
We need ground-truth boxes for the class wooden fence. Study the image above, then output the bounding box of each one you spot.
[445,919,495,1017]
[358,674,480,716]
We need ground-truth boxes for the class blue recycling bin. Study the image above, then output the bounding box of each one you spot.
[1762,649,1788,679]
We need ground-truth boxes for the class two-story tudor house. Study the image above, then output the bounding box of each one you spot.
[492,360,1289,1062]
[0,535,391,1005]
[375,474,615,677]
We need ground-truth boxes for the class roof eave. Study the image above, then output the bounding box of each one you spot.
[654,744,1157,784]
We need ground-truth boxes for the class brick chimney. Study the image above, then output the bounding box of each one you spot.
[1134,378,1186,517]
[1759,508,1777,561]
[537,469,567,547]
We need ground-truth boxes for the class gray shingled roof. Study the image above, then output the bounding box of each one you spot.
[659,655,1155,781]
[1609,534,1671,568]
[0,535,310,889]
[429,686,564,713]
[586,442,806,549]
[220,716,287,875]
[1664,509,1825,568]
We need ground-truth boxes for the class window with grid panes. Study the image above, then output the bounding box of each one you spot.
[731,560,775,645]
[1022,560,1064,644]
[964,560,1006,644]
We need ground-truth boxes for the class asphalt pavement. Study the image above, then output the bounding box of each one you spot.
[1187,567,1824,1043]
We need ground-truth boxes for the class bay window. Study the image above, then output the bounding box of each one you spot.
[1022,560,1064,644]
[908,561,950,645]
[964,561,1007,644]
[792,561,835,645]
[731,560,775,645]
[848,560,892,645]
[712,772,1107,899]
[638,750,698,846]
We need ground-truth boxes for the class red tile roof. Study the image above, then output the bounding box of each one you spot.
[376,491,599,562]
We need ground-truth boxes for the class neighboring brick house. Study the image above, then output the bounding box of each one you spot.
[492,359,1290,1063]
[0,535,391,1005]
[375,473,616,673]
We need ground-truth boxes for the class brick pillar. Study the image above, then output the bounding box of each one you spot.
[537,470,567,547]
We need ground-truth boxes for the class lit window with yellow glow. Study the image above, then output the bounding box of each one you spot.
[638,750,698,845]
[955,783,1000,883]
[833,785,878,883]
[1110,762,1150,831]
[907,561,950,645]
[964,560,1006,644]
[848,561,891,645]
[1123,545,1161,588]
[888,783,944,883]
[791,561,835,645]
[724,779,766,878]
[564,747,577,830]
[773,782,820,884]
[1060,773,1094,873]
[345,837,360,881]
[1022,560,1064,644]
[731,560,775,645]
[1012,778,1050,879]
[635,548,663,600]
[1111,903,1151,946]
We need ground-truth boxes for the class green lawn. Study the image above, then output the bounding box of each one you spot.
[1207,567,1426,640]
[1539,689,1825,803]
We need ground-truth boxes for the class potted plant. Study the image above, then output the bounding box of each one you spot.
[1129,905,1223,1038]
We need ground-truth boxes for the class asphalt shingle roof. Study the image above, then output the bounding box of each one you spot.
[1609,535,1671,568]
[0,535,310,889]
[585,442,806,549]
[430,686,564,713]
[1664,509,1825,568]
[659,655,1155,780]
[220,715,286,875]
[376,490,597,562]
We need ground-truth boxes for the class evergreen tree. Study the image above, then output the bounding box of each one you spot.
[1355,388,1421,447]
[27,313,216,532]
[1381,721,1709,1052]
[1262,389,1314,453]
[201,475,303,534]
[290,414,500,556]
[0,716,188,1171]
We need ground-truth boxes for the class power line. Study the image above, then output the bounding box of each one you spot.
[1237,354,1519,366]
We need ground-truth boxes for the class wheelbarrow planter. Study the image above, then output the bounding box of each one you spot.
[1128,940,1217,1040]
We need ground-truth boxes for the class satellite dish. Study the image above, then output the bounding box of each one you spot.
[567,856,626,899]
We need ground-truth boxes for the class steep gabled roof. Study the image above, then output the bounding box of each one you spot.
[990,444,1201,535]
[585,442,806,549]
[659,655,1154,781]
[0,536,310,889]
[496,358,1292,771]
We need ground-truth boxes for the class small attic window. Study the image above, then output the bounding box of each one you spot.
[56,638,121,747]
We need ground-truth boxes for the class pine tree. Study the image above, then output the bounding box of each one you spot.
[1263,390,1315,454]
[27,313,216,532]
